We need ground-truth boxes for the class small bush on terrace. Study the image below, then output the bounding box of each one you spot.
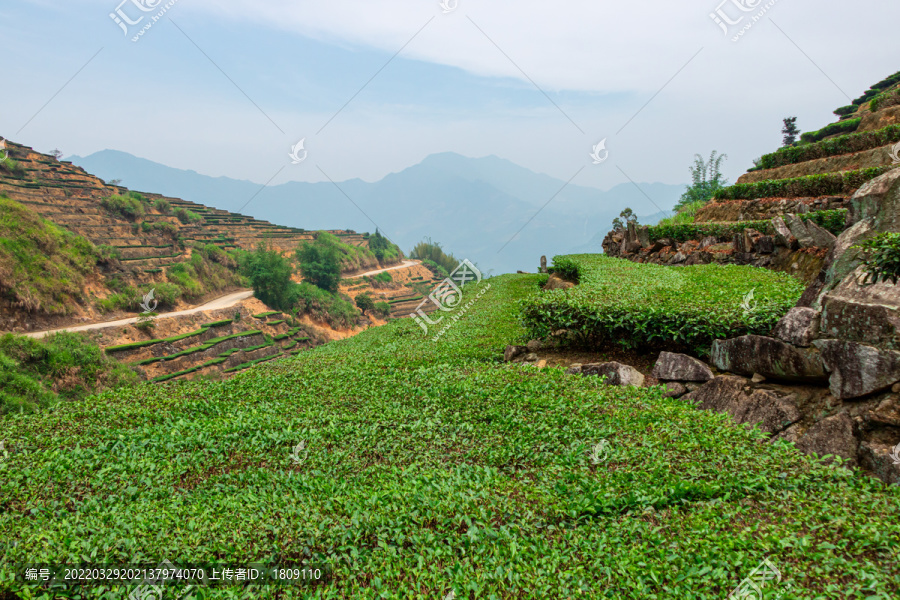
[100,194,145,221]
[296,235,342,294]
[173,207,202,224]
[290,282,358,328]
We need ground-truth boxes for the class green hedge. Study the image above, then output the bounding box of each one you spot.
[647,209,847,243]
[252,311,280,319]
[714,166,893,201]
[520,255,805,355]
[799,118,861,145]
[755,124,900,170]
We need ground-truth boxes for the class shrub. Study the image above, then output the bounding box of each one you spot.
[520,255,805,355]
[799,118,861,144]
[296,236,341,293]
[149,221,178,237]
[856,232,900,285]
[648,209,847,243]
[833,105,857,117]
[548,256,581,283]
[0,158,26,176]
[240,245,295,310]
[654,200,706,229]
[674,151,728,211]
[754,124,900,170]
[355,292,375,315]
[713,167,893,201]
[134,314,156,331]
[153,198,171,214]
[100,194,145,221]
[373,271,393,283]
[368,229,400,263]
[0,332,137,414]
[173,207,202,224]
[290,282,358,328]
[410,238,462,275]
[373,301,391,317]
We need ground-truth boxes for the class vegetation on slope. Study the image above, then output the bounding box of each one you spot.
[0,195,97,315]
[521,255,805,355]
[713,166,895,201]
[0,274,898,598]
[0,332,137,414]
[409,238,464,278]
[754,124,900,170]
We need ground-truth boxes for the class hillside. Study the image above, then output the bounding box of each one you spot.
[0,138,428,386]
[69,150,687,275]
[603,70,900,282]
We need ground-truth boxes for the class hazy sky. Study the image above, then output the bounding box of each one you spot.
[2,0,898,192]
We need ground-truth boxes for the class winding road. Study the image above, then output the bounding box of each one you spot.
[24,259,422,339]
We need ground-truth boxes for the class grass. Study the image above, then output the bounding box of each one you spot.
[654,200,706,228]
[0,332,137,414]
[0,195,98,315]
[520,255,805,355]
[1,273,899,598]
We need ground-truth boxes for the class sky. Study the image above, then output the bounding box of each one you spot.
[1,0,898,195]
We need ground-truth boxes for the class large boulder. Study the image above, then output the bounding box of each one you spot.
[820,266,900,349]
[771,216,795,247]
[858,442,900,484]
[651,352,714,382]
[504,345,527,362]
[711,335,827,383]
[794,412,859,466]
[813,339,900,399]
[580,362,645,387]
[785,214,815,248]
[805,220,837,250]
[771,307,821,347]
[847,166,900,229]
[681,376,801,436]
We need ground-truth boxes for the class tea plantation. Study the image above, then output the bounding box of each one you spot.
[1,274,898,599]
[522,255,806,355]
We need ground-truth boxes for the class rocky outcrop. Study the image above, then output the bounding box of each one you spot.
[651,352,714,382]
[544,274,575,291]
[681,376,801,436]
[820,266,900,349]
[792,413,859,466]
[771,307,821,347]
[813,340,900,400]
[710,335,827,383]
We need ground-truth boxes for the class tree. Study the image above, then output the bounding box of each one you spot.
[355,293,375,315]
[368,229,393,263]
[675,151,728,211]
[49,149,63,160]
[239,244,295,311]
[782,117,800,147]
[611,208,638,231]
[296,234,342,293]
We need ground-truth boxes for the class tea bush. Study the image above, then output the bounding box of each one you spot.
[1,273,898,598]
[521,255,805,354]
[754,124,900,170]
[713,166,893,201]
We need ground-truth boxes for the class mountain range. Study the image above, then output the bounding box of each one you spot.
[68,151,685,275]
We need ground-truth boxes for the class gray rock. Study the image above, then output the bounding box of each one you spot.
[681,376,801,436]
[524,353,539,363]
[504,345,527,362]
[711,335,827,383]
[847,167,900,228]
[526,339,544,352]
[771,216,794,247]
[699,236,719,249]
[771,307,822,347]
[671,252,687,264]
[756,235,775,254]
[661,382,688,398]
[858,442,900,485]
[820,266,900,349]
[539,256,548,274]
[636,225,651,249]
[785,214,815,248]
[813,339,900,400]
[805,220,837,250]
[565,363,583,375]
[581,362,645,387]
[651,352,714,382]
[794,412,859,466]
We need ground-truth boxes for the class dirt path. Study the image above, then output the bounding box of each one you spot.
[25,261,423,339]
[25,290,255,339]
[348,260,420,278]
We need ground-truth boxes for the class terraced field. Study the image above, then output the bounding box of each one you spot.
[1,274,898,598]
